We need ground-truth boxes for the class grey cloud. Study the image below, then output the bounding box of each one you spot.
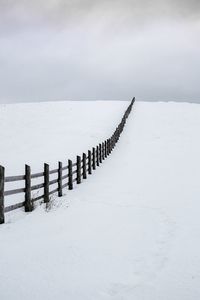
[0,1,199,103]
[0,1,200,36]
[1,0,200,27]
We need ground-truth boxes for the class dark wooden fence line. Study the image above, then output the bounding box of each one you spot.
[0,97,135,224]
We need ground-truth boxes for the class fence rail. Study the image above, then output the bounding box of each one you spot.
[0,97,135,224]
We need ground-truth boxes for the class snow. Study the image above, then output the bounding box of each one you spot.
[0,100,200,300]
[0,101,127,175]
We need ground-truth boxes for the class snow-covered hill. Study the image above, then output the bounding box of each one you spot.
[0,101,200,300]
[0,101,127,175]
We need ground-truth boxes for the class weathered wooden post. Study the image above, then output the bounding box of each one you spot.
[88,150,92,175]
[68,159,73,190]
[76,156,81,184]
[92,147,96,170]
[108,138,111,154]
[99,143,102,163]
[113,133,116,147]
[104,141,108,158]
[107,139,110,155]
[111,135,114,151]
[102,142,105,160]
[109,138,112,154]
[24,164,33,212]
[82,153,87,179]
[117,127,119,141]
[115,131,117,143]
[123,115,126,125]
[96,145,99,166]
[44,163,50,203]
[58,161,63,197]
[0,166,5,224]
[119,123,122,134]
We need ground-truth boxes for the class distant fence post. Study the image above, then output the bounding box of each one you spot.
[111,135,114,151]
[44,163,50,203]
[99,143,102,163]
[76,156,81,184]
[96,145,99,166]
[88,150,92,175]
[58,161,63,197]
[68,159,73,190]
[92,147,96,170]
[115,132,117,144]
[82,153,87,179]
[0,166,5,224]
[113,134,115,148]
[117,127,119,142]
[120,123,122,134]
[102,142,105,160]
[104,140,107,158]
[107,139,110,155]
[109,139,112,154]
[25,164,33,212]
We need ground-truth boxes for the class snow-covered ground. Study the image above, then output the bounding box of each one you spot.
[0,101,200,300]
[0,101,127,175]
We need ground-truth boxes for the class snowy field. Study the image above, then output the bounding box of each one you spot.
[0,100,200,300]
[0,101,128,175]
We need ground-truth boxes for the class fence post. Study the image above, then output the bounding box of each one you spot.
[44,163,50,203]
[117,127,119,141]
[111,135,114,151]
[123,116,126,125]
[109,138,112,153]
[76,156,81,184]
[109,138,111,153]
[104,140,107,158]
[120,123,122,134]
[109,139,112,154]
[115,129,118,143]
[58,161,63,197]
[68,159,73,190]
[82,153,87,179]
[113,133,115,148]
[99,143,102,163]
[107,139,110,155]
[25,164,33,212]
[102,142,105,160]
[92,147,96,170]
[0,166,5,224]
[96,145,99,166]
[88,150,92,175]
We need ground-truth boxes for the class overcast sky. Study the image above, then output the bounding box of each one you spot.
[0,0,199,103]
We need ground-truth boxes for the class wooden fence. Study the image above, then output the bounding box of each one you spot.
[0,98,135,224]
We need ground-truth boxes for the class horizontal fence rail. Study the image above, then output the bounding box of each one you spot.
[0,98,135,224]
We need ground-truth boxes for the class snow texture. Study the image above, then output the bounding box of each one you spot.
[0,101,200,300]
